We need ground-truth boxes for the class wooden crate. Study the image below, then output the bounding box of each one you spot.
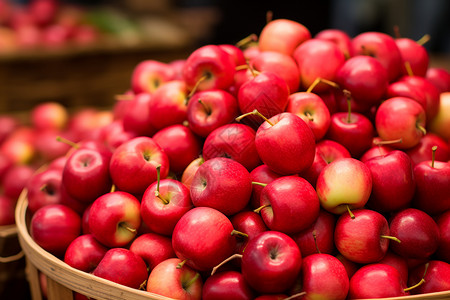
[14,191,450,300]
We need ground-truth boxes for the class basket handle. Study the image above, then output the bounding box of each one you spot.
[0,250,25,263]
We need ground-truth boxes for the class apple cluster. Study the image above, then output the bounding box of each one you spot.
[20,18,450,300]
[0,0,100,52]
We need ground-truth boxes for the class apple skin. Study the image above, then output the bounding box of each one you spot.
[180,157,204,190]
[389,208,440,259]
[316,158,372,215]
[152,124,202,174]
[88,191,141,248]
[429,92,450,141]
[122,92,157,137]
[375,96,427,149]
[293,38,346,93]
[30,204,81,257]
[300,253,350,300]
[406,133,450,166]
[378,251,409,285]
[202,123,261,171]
[364,150,416,213]
[315,139,351,163]
[146,258,202,300]
[26,167,63,214]
[141,178,192,236]
[412,160,450,215]
[0,195,16,226]
[436,210,450,263]
[129,233,176,271]
[241,231,302,294]
[2,164,35,200]
[334,209,392,264]
[255,112,316,175]
[249,164,283,209]
[202,270,255,300]
[230,210,268,256]
[258,18,311,56]
[109,136,169,196]
[426,68,450,93]
[348,264,409,299]
[31,101,68,131]
[183,44,236,91]
[408,260,450,294]
[186,89,239,138]
[130,60,174,94]
[93,248,148,290]
[171,207,237,271]
[395,37,429,77]
[250,50,300,93]
[286,92,331,141]
[291,209,336,257]
[315,28,354,58]
[259,176,320,234]
[63,234,109,273]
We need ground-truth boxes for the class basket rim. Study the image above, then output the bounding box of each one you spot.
[15,189,175,300]
[14,190,450,300]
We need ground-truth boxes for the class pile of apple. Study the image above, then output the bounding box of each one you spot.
[0,0,100,52]
[23,18,450,300]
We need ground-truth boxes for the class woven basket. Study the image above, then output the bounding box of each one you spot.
[15,190,450,300]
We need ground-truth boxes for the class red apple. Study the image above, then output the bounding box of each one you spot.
[408,260,450,294]
[395,37,429,77]
[63,234,108,272]
[315,28,354,58]
[129,233,176,271]
[436,210,450,263]
[0,195,16,226]
[130,60,174,94]
[202,270,254,300]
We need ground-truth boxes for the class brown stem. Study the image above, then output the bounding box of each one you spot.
[56,136,79,149]
[198,99,212,115]
[252,181,268,187]
[266,10,273,24]
[184,273,200,289]
[187,75,208,100]
[380,235,401,243]
[374,138,403,146]
[254,203,271,214]
[431,145,437,168]
[416,34,431,46]
[120,223,137,234]
[347,205,355,219]
[154,164,169,204]
[306,77,340,93]
[313,230,321,254]
[304,111,314,122]
[235,33,257,49]
[231,229,249,239]
[404,278,425,292]
[284,292,307,300]
[235,64,249,71]
[211,254,243,276]
[393,25,401,39]
[176,259,187,269]
[110,184,116,193]
[235,109,274,126]
[404,61,414,77]
[417,124,427,136]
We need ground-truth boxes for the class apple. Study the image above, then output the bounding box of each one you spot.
[31,101,68,131]
[406,133,450,166]
[122,92,157,137]
[241,230,302,294]
[182,44,236,91]
[0,195,16,226]
[26,166,63,214]
[141,176,192,236]
[146,258,202,300]
[389,208,440,259]
[364,150,416,212]
[436,210,450,263]
[249,164,283,209]
[129,233,176,271]
[315,139,351,163]
[315,28,354,58]
[0,115,19,144]
[2,164,35,200]
[190,157,252,216]
[202,123,261,171]
[109,136,169,196]
[88,191,141,248]
[408,260,450,294]
[378,251,409,285]
[293,38,346,93]
[93,248,148,289]
[152,124,202,174]
[426,67,450,93]
[97,120,136,151]
[130,60,174,94]
[30,204,81,257]
[258,176,320,234]
[334,208,398,264]
[429,92,450,141]
[286,92,331,141]
[375,96,427,149]
[348,264,409,298]
[202,270,254,300]
[63,234,109,272]
[180,157,204,190]
[258,18,311,56]
[300,253,349,300]
[395,37,429,77]
[250,50,300,93]
[186,89,239,138]
[230,210,268,256]
[172,207,237,271]
[316,158,372,215]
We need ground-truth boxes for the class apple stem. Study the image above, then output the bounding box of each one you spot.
[235,64,249,71]
[431,145,437,168]
[211,254,243,276]
[254,203,271,214]
[417,124,427,136]
[182,273,200,290]
[39,184,47,192]
[236,109,274,126]
[374,138,403,146]
[115,94,134,101]
[304,111,314,122]
[346,205,355,219]
[343,89,353,123]
[266,10,273,24]
[404,61,414,77]
[404,278,426,292]
[306,77,340,93]
[198,99,212,115]
[231,229,249,239]
[187,75,208,100]
[380,235,401,243]
[235,33,257,49]
[252,181,268,187]
[110,184,116,193]
[416,34,431,46]
[393,25,401,39]
[56,136,79,149]
[312,230,321,254]
[154,164,169,205]
[283,292,307,300]
[139,279,147,290]
[176,259,188,269]
[119,222,137,234]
